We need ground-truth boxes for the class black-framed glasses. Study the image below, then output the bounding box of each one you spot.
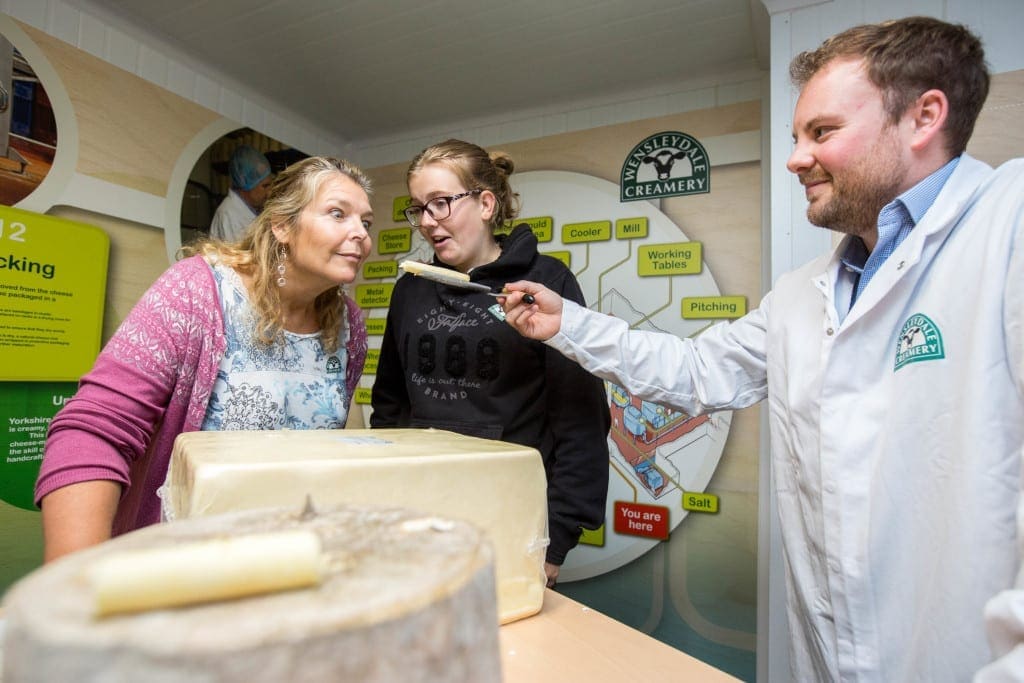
[403,190,482,227]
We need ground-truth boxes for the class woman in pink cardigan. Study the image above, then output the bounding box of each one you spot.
[36,156,373,561]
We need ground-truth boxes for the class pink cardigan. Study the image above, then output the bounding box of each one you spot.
[35,255,368,535]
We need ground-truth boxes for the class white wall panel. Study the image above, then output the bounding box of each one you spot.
[136,43,168,86]
[104,24,136,73]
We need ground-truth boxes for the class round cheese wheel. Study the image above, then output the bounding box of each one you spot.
[2,504,500,683]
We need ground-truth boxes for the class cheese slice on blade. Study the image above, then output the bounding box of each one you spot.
[399,259,471,282]
[165,428,549,623]
[2,504,500,683]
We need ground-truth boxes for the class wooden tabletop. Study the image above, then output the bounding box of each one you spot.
[499,589,740,682]
[0,591,741,682]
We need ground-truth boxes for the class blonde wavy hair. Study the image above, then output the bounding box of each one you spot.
[182,156,372,352]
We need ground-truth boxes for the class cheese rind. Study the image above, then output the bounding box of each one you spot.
[166,428,549,623]
[2,505,501,683]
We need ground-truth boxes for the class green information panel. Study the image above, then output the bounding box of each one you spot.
[0,206,109,594]
[1,382,77,511]
[0,205,109,381]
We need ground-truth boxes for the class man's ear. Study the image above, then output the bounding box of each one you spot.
[908,89,949,152]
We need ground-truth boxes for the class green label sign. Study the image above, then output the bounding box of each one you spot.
[681,296,746,319]
[355,283,395,309]
[543,250,571,268]
[392,195,413,223]
[579,524,605,547]
[363,260,398,279]
[378,228,412,255]
[354,387,372,404]
[637,242,702,276]
[682,492,719,513]
[525,217,553,242]
[616,217,649,239]
[562,221,611,244]
[365,317,388,336]
[363,348,380,374]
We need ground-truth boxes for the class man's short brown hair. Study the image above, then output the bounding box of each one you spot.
[790,16,989,156]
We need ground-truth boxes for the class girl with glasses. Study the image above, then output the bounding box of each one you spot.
[370,138,610,588]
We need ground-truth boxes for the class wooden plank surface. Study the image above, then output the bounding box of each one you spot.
[500,590,741,682]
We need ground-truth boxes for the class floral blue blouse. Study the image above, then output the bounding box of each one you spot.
[201,264,350,430]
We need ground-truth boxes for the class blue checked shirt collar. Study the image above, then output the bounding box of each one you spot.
[836,156,960,321]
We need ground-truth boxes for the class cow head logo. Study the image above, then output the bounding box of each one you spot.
[894,313,945,371]
[621,131,710,202]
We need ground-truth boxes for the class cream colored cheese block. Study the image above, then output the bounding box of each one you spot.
[165,428,549,623]
[2,505,500,683]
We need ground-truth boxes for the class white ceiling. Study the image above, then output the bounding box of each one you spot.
[82,0,770,144]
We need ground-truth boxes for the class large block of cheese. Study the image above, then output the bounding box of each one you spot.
[2,504,501,682]
[165,428,548,623]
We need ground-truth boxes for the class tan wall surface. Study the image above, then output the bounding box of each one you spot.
[18,22,220,198]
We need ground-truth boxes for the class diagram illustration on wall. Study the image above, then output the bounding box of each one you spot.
[356,170,742,582]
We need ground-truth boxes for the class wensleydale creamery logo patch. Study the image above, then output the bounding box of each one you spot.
[894,313,945,371]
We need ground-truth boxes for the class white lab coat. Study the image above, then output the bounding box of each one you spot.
[548,155,1024,681]
[209,189,257,243]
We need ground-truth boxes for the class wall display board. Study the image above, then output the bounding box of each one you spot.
[354,168,756,678]
[0,204,108,592]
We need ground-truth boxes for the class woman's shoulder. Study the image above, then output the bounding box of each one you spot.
[144,254,219,308]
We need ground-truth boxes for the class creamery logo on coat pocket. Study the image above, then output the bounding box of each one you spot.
[894,313,945,371]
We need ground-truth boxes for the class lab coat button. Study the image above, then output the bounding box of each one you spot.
[826,327,834,336]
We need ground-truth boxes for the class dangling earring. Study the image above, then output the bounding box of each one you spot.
[337,285,346,299]
[276,245,287,287]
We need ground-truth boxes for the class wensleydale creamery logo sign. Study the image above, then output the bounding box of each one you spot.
[620,131,710,202]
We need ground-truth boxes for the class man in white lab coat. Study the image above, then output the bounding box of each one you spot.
[501,16,1024,682]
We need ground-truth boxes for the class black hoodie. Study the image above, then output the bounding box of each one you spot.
[371,224,611,564]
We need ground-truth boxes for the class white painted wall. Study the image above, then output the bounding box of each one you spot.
[0,0,349,156]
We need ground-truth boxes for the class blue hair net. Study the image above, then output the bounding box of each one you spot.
[229,145,272,191]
